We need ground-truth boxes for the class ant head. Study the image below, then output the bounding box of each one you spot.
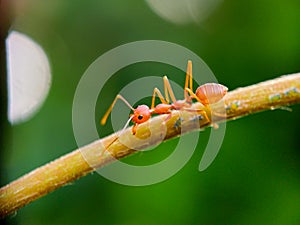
[131,105,151,124]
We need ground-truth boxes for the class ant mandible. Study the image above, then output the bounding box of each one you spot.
[101,60,228,135]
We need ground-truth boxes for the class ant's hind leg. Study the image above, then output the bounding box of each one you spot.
[184,105,221,129]
[185,88,204,105]
[184,107,210,124]
[184,60,193,100]
[162,75,177,103]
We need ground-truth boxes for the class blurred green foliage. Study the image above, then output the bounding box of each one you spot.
[4,0,300,224]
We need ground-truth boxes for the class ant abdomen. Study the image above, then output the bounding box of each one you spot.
[196,83,228,105]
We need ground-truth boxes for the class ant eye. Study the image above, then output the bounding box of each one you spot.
[138,115,143,120]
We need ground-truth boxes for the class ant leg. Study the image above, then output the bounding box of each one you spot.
[100,115,135,158]
[185,87,204,105]
[160,76,178,122]
[101,94,134,125]
[151,74,177,104]
[184,60,193,100]
[151,88,172,126]
[151,88,168,109]
[151,74,179,109]
[183,107,210,124]
[132,123,138,135]
[184,87,222,128]
[151,74,178,108]
[159,62,194,125]
[162,75,177,103]
[150,77,177,126]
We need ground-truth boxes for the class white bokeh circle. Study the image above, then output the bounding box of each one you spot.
[6,31,51,124]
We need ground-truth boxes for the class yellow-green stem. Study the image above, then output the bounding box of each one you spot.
[0,72,300,217]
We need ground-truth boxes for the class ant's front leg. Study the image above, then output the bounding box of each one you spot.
[132,123,138,135]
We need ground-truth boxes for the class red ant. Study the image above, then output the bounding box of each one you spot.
[101,60,228,135]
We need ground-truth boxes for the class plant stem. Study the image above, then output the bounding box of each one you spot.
[1,72,300,217]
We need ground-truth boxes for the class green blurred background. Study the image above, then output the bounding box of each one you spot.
[3,0,300,224]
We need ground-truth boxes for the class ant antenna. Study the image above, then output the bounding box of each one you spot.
[120,114,134,135]
[101,94,135,125]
